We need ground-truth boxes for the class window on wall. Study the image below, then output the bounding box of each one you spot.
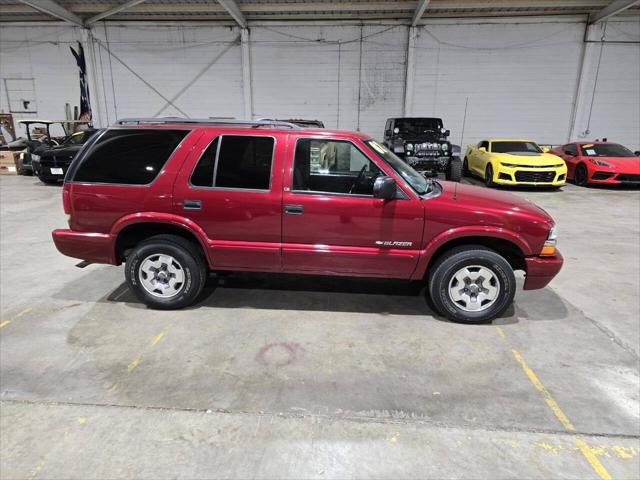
[189,135,274,190]
[73,129,188,184]
[293,138,383,195]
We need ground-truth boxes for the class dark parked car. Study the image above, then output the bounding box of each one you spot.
[52,118,562,323]
[16,120,62,175]
[383,117,462,181]
[32,129,98,184]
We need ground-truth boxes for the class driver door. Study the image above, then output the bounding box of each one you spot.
[282,137,424,278]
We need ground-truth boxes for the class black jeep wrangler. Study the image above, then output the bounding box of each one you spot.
[383,117,462,182]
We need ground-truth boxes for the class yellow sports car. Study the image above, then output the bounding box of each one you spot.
[464,139,567,187]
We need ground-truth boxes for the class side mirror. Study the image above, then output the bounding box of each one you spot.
[634,151,640,156]
[444,129,450,137]
[479,147,487,153]
[542,147,550,153]
[393,127,399,134]
[373,176,397,200]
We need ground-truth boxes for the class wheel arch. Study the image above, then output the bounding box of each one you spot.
[112,214,211,267]
[414,230,529,280]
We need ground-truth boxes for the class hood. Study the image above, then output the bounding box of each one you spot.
[431,181,555,254]
[41,145,83,158]
[492,152,564,166]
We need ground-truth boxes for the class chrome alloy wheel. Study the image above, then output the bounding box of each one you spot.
[448,265,500,312]
[139,254,185,298]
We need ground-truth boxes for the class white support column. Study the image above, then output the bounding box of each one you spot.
[241,28,253,120]
[403,26,418,117]
[81,28,104,127]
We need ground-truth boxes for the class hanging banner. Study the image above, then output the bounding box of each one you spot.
[70,42,92,122]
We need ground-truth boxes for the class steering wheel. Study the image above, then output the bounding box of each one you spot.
[349,165,368,194]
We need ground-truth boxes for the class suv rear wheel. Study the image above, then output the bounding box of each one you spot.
[125,234,207,309]
[428,246,515,323]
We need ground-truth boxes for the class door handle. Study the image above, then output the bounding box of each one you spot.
[183,199,202,210]
[284,204,304,215]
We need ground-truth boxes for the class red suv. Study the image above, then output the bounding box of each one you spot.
[52,118,563,323]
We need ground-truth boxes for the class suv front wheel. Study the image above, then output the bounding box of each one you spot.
[428,246,515,323]
[125,234,207,309]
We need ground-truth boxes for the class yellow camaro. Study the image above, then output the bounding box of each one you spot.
[464,139,567,187]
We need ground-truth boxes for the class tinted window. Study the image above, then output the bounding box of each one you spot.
[293,139,383,195]
[479,141,489,150]
[190,138,219,187]
[73,129,187,184]
[214,136,274,190]
[563,144,578,156]
[579,143,635,157]
[491,141,542,154]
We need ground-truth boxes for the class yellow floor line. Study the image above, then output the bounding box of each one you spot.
[576,439,614,480]
[0,307,33,330]
[0,320,11,329]
[511,348,575,431]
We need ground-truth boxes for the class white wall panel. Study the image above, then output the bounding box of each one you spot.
[410,17,585,149]
[571,20,640,151]
[0,18,638,149]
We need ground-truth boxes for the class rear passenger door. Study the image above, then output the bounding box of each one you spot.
[173,130,283,272]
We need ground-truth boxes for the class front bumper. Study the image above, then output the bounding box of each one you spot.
[494,164,566,186]
[523,250,563,290]
[52,229,116,265]
[588,171,640,185]
[406,155,449,170]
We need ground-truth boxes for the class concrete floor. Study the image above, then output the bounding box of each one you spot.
[1,174,639,479]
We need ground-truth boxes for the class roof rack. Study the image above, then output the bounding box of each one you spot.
[115,117,303,130]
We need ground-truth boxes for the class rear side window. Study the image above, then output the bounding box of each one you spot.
[73,129,188,184]
[215,136,274,190]
[190,135,274,190]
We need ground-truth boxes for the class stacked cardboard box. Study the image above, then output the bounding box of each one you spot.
[0,151,20,175]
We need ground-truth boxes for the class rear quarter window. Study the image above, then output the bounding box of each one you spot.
[72,129,188,185]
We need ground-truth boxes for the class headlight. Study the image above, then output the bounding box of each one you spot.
[500,162,519,168]
[588,158,613,168]
[32,155,40,161]
[405,143,414,151]
[442,143,449,151]
[541,225,557,256]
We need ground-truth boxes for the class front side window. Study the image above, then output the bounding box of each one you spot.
[563,144,578,156]
[189,135,274,190]
[73,129,188,184]
[293,138,383,195]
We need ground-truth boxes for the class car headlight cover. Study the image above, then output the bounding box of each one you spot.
[500,162,519,168]
[541,225,557,256]
[442,143,449,151]
[588,158,613,168]
[406,143,414,151]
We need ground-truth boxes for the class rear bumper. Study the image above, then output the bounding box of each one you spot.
[523,250,563,290]
[52,229,116,265]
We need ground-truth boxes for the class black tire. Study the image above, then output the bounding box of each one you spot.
[484,164,495,188]
[38,176,59,185]
[125,234,207,309]
[574,164,588,186]
[445,157,462,182]
[462,157,470,177]
[428,246,516,324]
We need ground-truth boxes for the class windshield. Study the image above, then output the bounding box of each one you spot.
[491,141,542,154]
[394,118,442,136]
[365,140,430,195]
[580,143,635,157]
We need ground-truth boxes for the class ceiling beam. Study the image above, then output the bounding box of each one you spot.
[85,0,147,24]
[411,0,431,26]
[19,0,83,26]
[218,0,247,28]
[589,0,640,22]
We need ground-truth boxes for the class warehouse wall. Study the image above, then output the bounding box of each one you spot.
[1,17,638,150]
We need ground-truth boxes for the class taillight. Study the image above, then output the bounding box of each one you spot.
[62,184,71,215]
